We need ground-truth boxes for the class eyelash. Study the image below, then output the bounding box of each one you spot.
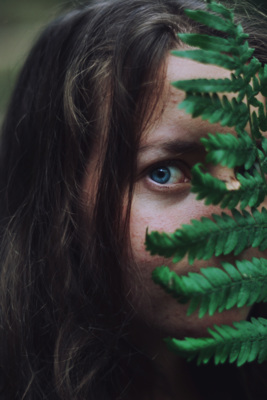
[144,160,191,191]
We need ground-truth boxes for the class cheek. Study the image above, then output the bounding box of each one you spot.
[125,192,251,339]
[129,192,199,256]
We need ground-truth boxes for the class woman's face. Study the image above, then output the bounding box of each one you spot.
[125,54,266,342]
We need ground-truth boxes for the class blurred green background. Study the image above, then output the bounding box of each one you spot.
[0,0,72,123]
[0,0,267,124]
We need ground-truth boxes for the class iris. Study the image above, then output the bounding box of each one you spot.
[150,167,172,184]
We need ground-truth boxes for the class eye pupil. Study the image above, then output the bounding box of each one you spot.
[150,167,170,184]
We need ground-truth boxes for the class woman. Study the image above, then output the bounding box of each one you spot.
[0,0,266,398]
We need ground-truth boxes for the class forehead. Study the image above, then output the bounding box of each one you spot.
[167,53,232,82]
[140,55,233,148]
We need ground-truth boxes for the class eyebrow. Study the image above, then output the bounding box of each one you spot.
[139,139,204,155]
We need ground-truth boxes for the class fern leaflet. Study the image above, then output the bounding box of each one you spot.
[146,208,267,264]
[152,258,267,317]
[165,318,267,366]
[178,93,248,130]
[147,0,267,367]
[191,163,267,209]
[201,132,258,169]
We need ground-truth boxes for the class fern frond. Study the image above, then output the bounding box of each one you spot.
[148,0,267,368]
[206,1,233,20]
[259,137,267,173]
[235,59,262,102]
[251,111,262,139]
[152,258,267,318]
[190,163,227,205]
[165,318,267,366]
[184,9,235,35]
[201,132,257,169]
[242,58,262,82]
[258,103,267,132]
[191,163,267,209]
[178,93,248,130]
[230,171,267,209]
[172,77,245,93]
[177,35,254,66]
[146,208,267,264]
[178,33,245,55]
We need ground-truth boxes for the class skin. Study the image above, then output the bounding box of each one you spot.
[83,54,266,399]
[121,55,266,399]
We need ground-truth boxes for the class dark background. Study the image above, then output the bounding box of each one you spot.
[0,0,266,123]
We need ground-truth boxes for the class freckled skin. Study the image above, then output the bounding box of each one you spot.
[82,54,267,399]
[125,55,266,343]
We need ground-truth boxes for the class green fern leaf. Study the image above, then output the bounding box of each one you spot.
[252,75,260,93]
[234,23,250,45]
[236,41,255,64]
[178,93,248,130]
[190,163,267,209]
[244,57,262,79]
[201,132,257,169]
[251,111,262,139]
[240,57,261,80]
[233,171,267,209]
[172,77,245,93]
[164,318,267,366]
[178,33,235,54]
[259,138,267,173]
[191,163,227,205]
[249,96,261,108]
[146,208,267,264]
[148,0,267,367]
[262,137,267,154]
[206,1,233,20]
[184,9,235,35]
[145,230,183,259]
[152,258,267,318]
[178,32,254,65]
[258,103,267,132]
[259,64,267,97]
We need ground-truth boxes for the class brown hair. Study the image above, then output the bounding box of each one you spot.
[0,0,266,399]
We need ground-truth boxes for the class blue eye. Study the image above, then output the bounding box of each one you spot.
[149,166,184,185]
[150,167,171,184]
